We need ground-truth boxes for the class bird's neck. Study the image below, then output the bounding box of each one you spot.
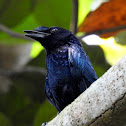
[47,45,68,56]
[45,43,68,54]
[68,35,82,47]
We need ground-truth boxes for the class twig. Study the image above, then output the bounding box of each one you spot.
[0,24,33,41]
[78,25,126,39]
[71,0,78,34]
[0,66,46,76]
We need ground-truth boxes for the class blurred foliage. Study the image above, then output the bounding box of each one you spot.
[0,0,72,58]
[0,68,46,126]
[0,36,28,45]
[79,0,126,66]
[30,42,43,58]
[78,0,92,26]
[0,0,31,27]
[82,42,110,77]
[28,49,46,68]
[78,0,126,38]
[34,0,72,29]
[33,100,57,126]
[115,31,126,45]
[0,112,12,126]
[0,0,126,126]
[100,37,126,65]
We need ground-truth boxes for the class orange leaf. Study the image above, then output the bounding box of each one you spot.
[78,0,126,38]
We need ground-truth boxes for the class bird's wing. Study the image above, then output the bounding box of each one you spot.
[45,75,63,112]
[68,44,97,92]
[45,76,55,105]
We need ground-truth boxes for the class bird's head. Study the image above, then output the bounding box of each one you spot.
[24,26,74,51]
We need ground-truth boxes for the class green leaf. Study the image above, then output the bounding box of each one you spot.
[100,37,126,65]
[30,42,44,58]
[34,0,72,29]
[0,0,31,27]
[0,0,5,10]
[0,87,31,116]
[0,37,29,45]
[115,31,126,45]
[33,100,57,126]
[78,0,92,27]
[13,14,39,33]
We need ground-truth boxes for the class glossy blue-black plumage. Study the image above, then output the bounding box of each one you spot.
[45,35,97,112]
[24,26,97,112]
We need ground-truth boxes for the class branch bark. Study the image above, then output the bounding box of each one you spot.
[46,55,126,126]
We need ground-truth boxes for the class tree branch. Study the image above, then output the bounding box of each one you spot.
[0,24,33,41]
[46,55,126,126]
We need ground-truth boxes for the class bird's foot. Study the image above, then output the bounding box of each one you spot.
[41,122,47,126]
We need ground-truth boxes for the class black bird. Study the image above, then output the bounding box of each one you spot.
[24,26,97,112]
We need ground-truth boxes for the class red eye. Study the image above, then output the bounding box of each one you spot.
[50,28,58,33]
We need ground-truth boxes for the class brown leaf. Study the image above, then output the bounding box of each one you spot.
[78,0,126,38]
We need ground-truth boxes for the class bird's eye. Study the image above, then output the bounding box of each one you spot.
[50,28,58,33]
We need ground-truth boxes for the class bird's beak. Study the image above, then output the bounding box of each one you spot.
[23,30,51,39]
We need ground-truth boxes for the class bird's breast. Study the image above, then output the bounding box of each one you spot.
[47,47,70,76]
